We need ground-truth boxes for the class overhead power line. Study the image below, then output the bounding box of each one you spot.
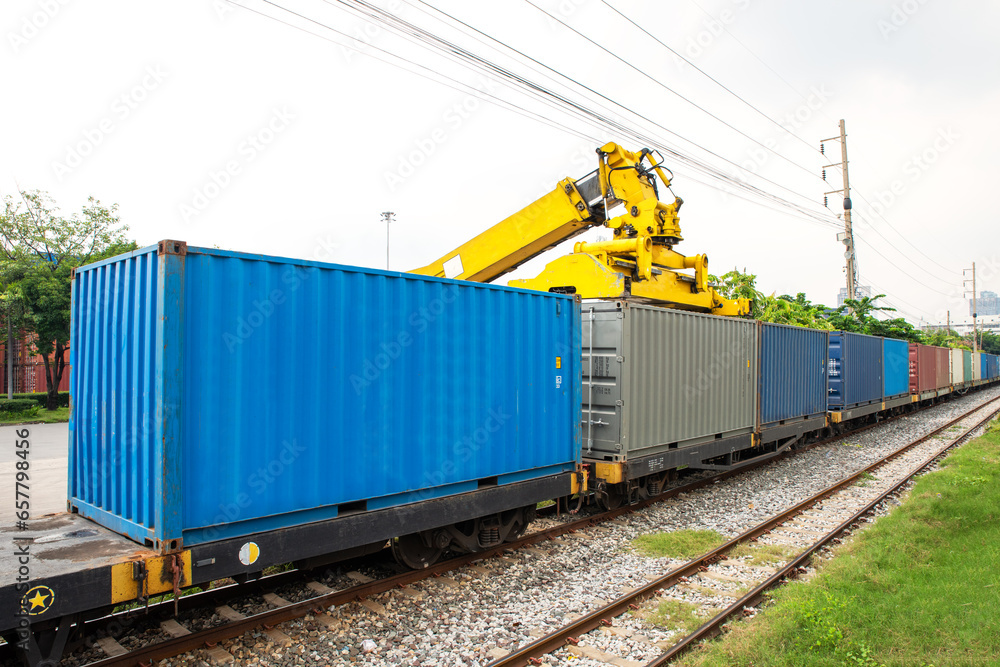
[597,0,824,160]
[245,0,843,230]
[852,212,957,285]
[381,0,831,215]
[854,234,956,298]
[677,0,962,286]
[522,0,825,184]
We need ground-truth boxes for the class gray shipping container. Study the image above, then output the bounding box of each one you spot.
[581,301,758,462]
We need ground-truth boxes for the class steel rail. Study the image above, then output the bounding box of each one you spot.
[68,418,825,664]
[71,390,986,667]
[486,395,1000,667]
[644,396,1000,666]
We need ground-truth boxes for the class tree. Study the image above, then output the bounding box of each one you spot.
[0,190,135,409]
[711,271,833,329]
[978,331,1000,355]
[710,272,932,343]
[710,269,764,315]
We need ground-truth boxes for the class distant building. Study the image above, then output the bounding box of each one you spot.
[972,290,1000,317]
[837,285,873,308]
[923,315,1000,336]
[0,332,71,394]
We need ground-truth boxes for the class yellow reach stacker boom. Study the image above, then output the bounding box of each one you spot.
[411,142,749,316]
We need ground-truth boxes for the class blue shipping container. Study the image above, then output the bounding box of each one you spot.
[69,242,581,549]
[983,353,999,380]
[758,322,828,425]
[828,332,884,409]
[883,338,910,399]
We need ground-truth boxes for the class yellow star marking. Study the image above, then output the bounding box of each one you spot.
[21,586,55,615]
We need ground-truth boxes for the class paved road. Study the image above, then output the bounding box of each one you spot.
[0,423,69,522]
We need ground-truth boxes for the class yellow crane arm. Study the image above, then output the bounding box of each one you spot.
[410,143,750,316]
[410,178,602,282]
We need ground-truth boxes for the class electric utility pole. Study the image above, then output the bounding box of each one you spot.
[381,211,395,270]
[823,119,857,305]
[964,263,978,353]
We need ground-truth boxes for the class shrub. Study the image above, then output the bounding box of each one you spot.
[5,392,70,408]
[0,399,41,414]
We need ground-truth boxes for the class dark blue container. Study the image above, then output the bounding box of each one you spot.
[758,322,828,425]
[69,242,581,549]
[883,338,910,399]
[828,332,884,409]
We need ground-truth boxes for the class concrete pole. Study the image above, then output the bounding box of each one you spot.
[381,211,395,270]
[839,120,856,303]
[972,262,978,353]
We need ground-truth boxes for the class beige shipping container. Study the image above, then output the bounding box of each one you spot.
[950,348,965,385]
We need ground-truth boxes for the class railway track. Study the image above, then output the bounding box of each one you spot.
[27,392,991,667]
[485,395,1000,667]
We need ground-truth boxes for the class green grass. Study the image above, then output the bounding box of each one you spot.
[632,529,726,559]
[729,542,797,567]
[0,406,69,424]
[680,419,1000,667]
[112,586,204,613]
[642,598,705,634]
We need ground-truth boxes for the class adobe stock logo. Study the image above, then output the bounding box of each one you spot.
[179,107,295,223]
[7,0,71,53]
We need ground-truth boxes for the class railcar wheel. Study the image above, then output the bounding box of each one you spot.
[391,533,445,569]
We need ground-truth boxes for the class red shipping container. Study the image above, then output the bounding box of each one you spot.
[933,346,950,390]
[910,344,951,393]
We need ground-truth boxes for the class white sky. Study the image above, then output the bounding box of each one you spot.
[3,0,998,326]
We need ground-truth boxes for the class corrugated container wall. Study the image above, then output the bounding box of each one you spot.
[908,343,920,394]
[986,354,1000,380]
[963,350,973,385]
[883,338,910,399]
[972,352,983,381]
[582,302,757,461]
[950,348,965,386]
[827,332,883,409]
[934,347,951,388]
[758,323,828,425]
[69,243,582,549]
[913,345,936,393]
